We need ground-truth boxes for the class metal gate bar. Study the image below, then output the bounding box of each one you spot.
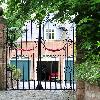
[6,18,75,90]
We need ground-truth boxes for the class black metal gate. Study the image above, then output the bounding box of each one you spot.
[6,15,75,90]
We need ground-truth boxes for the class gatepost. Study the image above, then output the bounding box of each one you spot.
[0,7,7,90]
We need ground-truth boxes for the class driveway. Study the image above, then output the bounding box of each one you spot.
[0,90,76,100]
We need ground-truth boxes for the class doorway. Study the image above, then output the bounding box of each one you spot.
[37,61,58,81]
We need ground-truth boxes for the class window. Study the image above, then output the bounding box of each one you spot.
[46,29,55,39]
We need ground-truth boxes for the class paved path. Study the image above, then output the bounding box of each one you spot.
[0,90,76,100]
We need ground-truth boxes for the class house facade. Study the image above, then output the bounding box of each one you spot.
[8,15,75,82]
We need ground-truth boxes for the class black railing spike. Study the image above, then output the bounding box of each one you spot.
[23,64,24,89]
[25,25,28,48]
[28,56,30,89]
[72,26,75,90]
[65,46,67,86]
[36,22,43,90]
[60,56,62,89]
[21,38,22,56]
[54,57,57,89]
[31,20,33,39]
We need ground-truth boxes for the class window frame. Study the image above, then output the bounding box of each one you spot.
[46,29,55,40]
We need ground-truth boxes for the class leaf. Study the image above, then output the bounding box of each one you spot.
[97,41,100,47]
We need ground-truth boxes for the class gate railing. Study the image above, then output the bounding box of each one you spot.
[6,20,75,90]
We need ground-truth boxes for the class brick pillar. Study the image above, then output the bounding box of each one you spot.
[76,80,85,100]
[0,7,7,90]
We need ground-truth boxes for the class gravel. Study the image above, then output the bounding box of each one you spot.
[0,90,76,100]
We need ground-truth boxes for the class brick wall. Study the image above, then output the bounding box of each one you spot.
[0,16,6,90]
[85,83,100,100]
[76,81,100,100]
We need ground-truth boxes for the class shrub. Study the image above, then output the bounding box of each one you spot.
[75,55,100,86]
[7,64,22,80]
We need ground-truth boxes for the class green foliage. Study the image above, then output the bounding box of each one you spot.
[7,64,22,80]
[75,55,100,86]
[7,27,22,48]
[9,28,26,49]
[0,0,4,4]
[4,0,32,28]
[97,41,100,47]
[77,16,100,55]
[12,68,22,80]
[0,0,100,26]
